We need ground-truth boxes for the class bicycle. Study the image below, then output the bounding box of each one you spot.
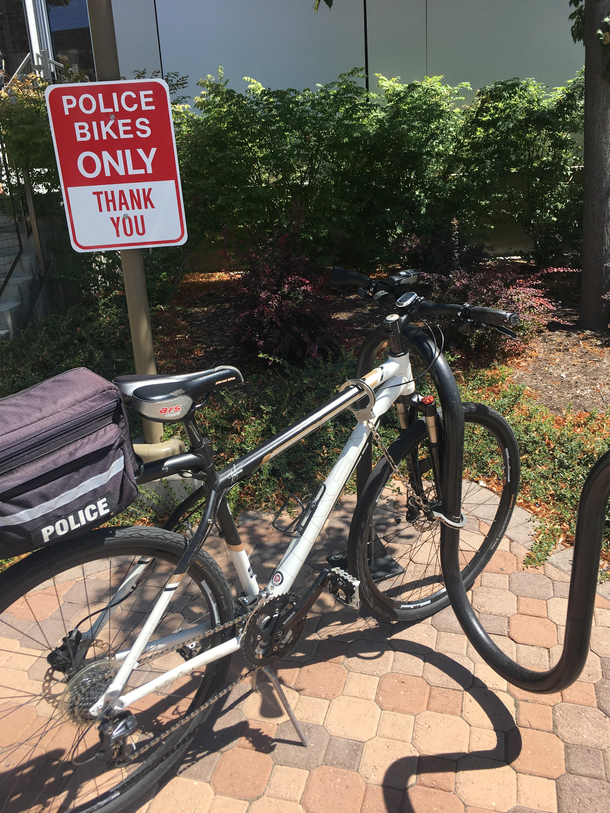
[0,267,521,813]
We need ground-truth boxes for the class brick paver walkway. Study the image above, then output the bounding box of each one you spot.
[2,488,608,813]
[124,494,610,813]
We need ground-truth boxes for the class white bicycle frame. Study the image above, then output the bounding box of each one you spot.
[90,353,416,716]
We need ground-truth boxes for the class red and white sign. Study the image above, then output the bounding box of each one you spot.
[46,79,187,252]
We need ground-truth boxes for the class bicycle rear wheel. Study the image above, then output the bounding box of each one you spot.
[348,402,519,622]
[0,526,234,813]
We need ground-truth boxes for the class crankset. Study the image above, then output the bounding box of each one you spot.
[243,593,306,668]
[243,568,360,668]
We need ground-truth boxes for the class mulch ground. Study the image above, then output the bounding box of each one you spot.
[511,311,610,415]
[152,271,381,377]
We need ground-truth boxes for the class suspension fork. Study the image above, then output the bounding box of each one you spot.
[354,322,461,507]
[419,394,444,503]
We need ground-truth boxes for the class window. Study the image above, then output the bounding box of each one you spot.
[46,0,94,79]
[0,0,30,77]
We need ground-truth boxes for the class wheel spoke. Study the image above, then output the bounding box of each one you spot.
[0,529,233,812]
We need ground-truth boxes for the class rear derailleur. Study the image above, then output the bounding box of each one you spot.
[97,709,138,765]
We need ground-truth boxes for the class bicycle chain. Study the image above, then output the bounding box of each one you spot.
[117,661,258,764]
[108,604,262,764]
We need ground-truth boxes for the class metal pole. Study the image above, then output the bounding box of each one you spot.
[86,0,162,443]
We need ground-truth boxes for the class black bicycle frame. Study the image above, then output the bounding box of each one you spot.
[136,379,377,582]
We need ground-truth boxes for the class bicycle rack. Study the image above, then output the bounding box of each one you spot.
[442,445,610,693]
[354,318,607,693]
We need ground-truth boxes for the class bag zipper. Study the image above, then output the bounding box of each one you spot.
[0,402,119,477]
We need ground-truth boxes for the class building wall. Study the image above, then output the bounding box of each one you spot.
[112,0,583,101]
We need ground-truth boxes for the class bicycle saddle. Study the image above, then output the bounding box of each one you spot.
[114,366,243,422]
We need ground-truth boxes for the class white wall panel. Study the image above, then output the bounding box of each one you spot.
[111,1,584,102]
[113,0,162,79]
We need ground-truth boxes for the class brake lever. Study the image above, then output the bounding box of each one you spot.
[457,320,517,339]
[494,325,518,339]
[358,284,394,308]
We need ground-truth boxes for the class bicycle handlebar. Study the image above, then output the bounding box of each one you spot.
[416,301,520,328]
[331,267,520,328]
[330,266,371,287]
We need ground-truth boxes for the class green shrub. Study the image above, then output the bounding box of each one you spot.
[0,73,57,192]
[0,296,133,397]
[462,366,610,571]
[457,75,584,266]
[178,70,468,268]
[180,69,584,269]
[181,68,377,264]
[1,68,585,275]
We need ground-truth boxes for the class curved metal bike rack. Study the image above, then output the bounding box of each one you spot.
[354,318,607,693]
[442,446,610,693]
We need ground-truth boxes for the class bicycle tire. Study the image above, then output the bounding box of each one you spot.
[348,402,519,622]
[0,526,234,813]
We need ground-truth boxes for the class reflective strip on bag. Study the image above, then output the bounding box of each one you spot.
[0,455,125,527]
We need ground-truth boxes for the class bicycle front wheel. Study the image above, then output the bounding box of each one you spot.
[348,402,519,622]
[0,526,234,813]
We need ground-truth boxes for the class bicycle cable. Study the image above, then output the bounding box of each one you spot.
[363,318,445,396]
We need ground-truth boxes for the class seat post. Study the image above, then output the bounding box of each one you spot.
[183,415,206,452]
[184,417,217,487]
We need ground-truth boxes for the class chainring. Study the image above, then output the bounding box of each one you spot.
[242,593,307,668]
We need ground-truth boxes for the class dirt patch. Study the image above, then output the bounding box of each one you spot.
[511,308,610,415]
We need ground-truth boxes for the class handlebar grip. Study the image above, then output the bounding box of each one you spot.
[417,301,519,327]
[416,302,463,318]
[330,266,371,286]
[468,306,520,327]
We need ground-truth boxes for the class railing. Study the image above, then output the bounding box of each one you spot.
[5,51,64,87]
[0,134,31,305]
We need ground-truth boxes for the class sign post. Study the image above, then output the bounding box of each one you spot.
[46,78,187,444]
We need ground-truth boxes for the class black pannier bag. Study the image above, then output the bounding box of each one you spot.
[0,368,139,557]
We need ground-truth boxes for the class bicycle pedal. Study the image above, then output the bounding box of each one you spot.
[327,567,360,609]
